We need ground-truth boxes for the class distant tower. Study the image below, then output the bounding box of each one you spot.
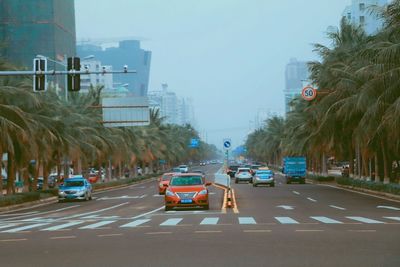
[284,58,309,113]
[342,0,388,35]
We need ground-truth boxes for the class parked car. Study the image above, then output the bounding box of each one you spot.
[164,173,211,211]
[158,172,176,195]
[253,170,275,187]
[234,168,253,183]
[48,174,59,188]
[58,177,93,202]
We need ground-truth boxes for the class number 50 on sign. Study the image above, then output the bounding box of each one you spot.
[301,86,317,101]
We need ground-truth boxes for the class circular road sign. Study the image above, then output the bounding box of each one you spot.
[223,139,232,150]
[302,86,317,101]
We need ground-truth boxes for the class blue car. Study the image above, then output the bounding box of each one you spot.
[252,170,275,187]
[58,177,93,202]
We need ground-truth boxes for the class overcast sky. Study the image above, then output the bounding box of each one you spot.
[75,0,350,148]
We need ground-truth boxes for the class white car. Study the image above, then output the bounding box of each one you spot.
[179,165,189,173]
[234,168,253,183]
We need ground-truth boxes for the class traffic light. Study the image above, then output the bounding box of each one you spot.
[33,58,47,92]
[67,57,80,91]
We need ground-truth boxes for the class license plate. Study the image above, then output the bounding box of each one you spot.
[181,199,193,204]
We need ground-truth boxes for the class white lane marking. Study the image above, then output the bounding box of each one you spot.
[346,217,384,224]
[42,221,85,231]
[377,206,400,211]
[139,194,147,198]
[59,202,130,221]
[82,215,120,220]
[238,217,257,225]
[0,224,18,230]
[329,205,346,210]
[2,223,50,233]
[293,191,300,195]
[307,198,317,202]
[22,217,56,223]
[200,217,219,225]
[275,217,299,224]
[383,217,400,222]
[50,236,76,240]
[80,221,116,229]
[120,219,151,228]
[0,211,39,217]
[160,218,183,226]
[276,205,294,210]
[311,216,343,224]
[131,206,164,219]
[3,205,80,220]
[209,192,216,195]
[153,194,163,197]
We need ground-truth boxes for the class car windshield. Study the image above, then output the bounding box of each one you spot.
[229,166,239,170]
[63,180,84,187]
[170,176,203,186]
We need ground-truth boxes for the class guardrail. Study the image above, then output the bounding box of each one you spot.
[214,173,231,189]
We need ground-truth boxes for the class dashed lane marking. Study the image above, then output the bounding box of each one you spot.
[200,217,219,225]
[329,205,346,210]
[238,217,257,225]
[97,233,123,237]
[383,217,400,222]
[307,198,317,202]
[49,236,76,240]
[0,238,27,242]
[293,191,300,195]
[160,218,183,226]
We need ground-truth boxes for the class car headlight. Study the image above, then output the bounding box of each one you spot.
[78,190,86,194]
[198,189,208,195]
[165,189,175,197]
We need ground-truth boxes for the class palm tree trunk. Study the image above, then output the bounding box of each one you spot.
[22,168,30,193]
[43,161,49,190]
[6,151,16,195]
[322,153,327,176]
[381,141,390,184]
[349,148,354,178]
[374,152,380,182]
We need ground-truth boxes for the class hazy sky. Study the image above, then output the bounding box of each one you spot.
[75,0,350,148]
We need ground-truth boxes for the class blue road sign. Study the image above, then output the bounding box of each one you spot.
[223,138,232,150]
[189,138,200,148]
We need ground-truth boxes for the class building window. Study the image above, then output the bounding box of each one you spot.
[360,16,365,24]
[347,13,351,20]
[359,3,365,12]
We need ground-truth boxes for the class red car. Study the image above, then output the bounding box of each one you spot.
[158,172,176,195]
[88,173,100,183]
[164,173,211,211]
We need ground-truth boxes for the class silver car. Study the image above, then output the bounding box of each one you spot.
[253,170,275,187]
[58,177,93,202]
[234,168,253,183]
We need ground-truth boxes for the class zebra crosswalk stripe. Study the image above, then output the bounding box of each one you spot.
[383,217,400,222]
[0,224,18,230]
[160,218,183,226]
[2,223,50,233]
[275,217,299,224]
[42,221,85,231]
[80,220,116,229]
[200,217,219,225]
[311,216,343,224]
[346,216,384,224]
[120,219,151,228]
[238,217,257,225]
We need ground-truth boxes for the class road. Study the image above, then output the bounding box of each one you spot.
[0,165,399,267]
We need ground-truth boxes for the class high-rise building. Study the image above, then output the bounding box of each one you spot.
[148,84,195,126]
[284,58,309,113]
[0,0,76,69]
[77,40,151,97]
[342,0,388,35]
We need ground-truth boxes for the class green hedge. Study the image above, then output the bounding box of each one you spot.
[336,177,400,195]
[307,174,335,182]
[0,192,41,207]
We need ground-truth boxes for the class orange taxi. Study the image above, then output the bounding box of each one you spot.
[164,173,211,211]
[158,172,176,195]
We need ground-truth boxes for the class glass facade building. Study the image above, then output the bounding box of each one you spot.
[0,0,76,71]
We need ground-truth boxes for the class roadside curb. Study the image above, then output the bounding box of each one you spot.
[0,176,159,214]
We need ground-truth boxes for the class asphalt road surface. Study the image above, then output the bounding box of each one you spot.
[0,165,399,267]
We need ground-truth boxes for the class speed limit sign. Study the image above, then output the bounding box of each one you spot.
[301,86,317,101]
